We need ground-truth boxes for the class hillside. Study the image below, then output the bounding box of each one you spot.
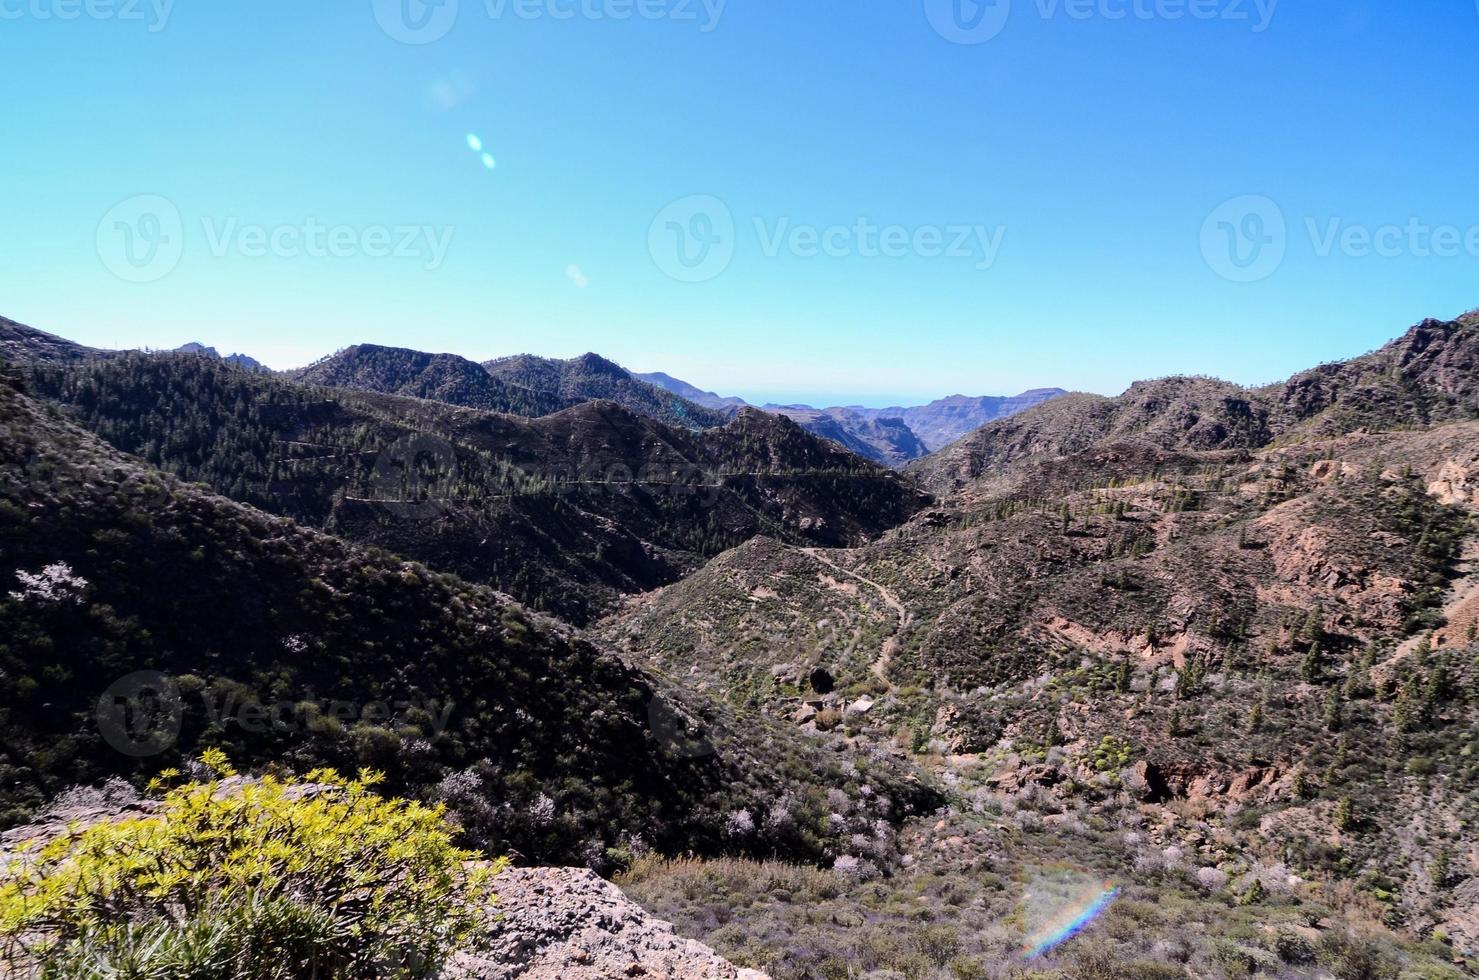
[604,418,1479,958]
[484,352,729,428]
[596,312,1479,967]
[0,315,106,364]
[26,354,930,623]
[0,366,932,868]
[913,315,1479,492]
[292,344,573,417]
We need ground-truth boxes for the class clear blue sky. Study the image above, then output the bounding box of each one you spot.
[3,1,1478,406]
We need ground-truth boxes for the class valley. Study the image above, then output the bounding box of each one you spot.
[2,311,1478,978]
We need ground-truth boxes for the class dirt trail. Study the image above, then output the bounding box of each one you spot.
[801,548,911,684]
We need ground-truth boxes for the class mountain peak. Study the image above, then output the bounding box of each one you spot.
[570,352,630,379]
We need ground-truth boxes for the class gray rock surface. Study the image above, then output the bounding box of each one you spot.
[452,867,769,980]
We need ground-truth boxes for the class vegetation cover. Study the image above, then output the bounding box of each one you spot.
[0,751,503,980]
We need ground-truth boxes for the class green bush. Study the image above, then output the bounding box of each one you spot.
[0,751,504,979]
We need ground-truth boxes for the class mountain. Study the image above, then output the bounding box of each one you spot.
[845,389,1069,451]
[484,353,730,428]
[291,343,573,417]
[637,369,1068,464]
[912,315,1479,493]
[26,352,929,624]
[9,308,1479,976]
[0,315,106,364]
[174,342,267,373]
[633,371,747,411]
[0,365,931,867]
[763,405,929,468]
[599,311,1479,965]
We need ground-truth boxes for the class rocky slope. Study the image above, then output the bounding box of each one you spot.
[453,867,768,979]
[912,314,1479,492]
[603,313,1479,956]
[0,315,105,364]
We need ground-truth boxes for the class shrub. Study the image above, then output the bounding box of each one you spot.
[1091,736,1134,772]
[0,751,504,979]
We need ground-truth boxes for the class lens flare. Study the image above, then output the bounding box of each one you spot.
[1019,867,1119,960]
[466,133,483,152]
[481,153,497,170]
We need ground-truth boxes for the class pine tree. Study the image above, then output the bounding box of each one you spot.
[1323,689,1343,732]
[1431,848,1451,890]
[1333,796,1355,832]
[1300,644,1322,684]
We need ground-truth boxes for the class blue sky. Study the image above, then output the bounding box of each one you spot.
[3,1,1478,406]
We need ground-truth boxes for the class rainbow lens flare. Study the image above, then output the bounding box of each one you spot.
[1019,867,1120,960]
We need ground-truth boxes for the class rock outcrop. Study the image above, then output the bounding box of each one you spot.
[453,867,768,980]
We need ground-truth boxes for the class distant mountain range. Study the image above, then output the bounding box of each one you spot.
[635,371,1068,466]
[0,315,1064,466]
[173,342,267,373]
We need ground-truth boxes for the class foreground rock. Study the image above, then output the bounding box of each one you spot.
[3,791,766,980]
[452,867,768,980]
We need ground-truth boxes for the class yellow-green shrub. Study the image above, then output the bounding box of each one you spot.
[0,750,505,979]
